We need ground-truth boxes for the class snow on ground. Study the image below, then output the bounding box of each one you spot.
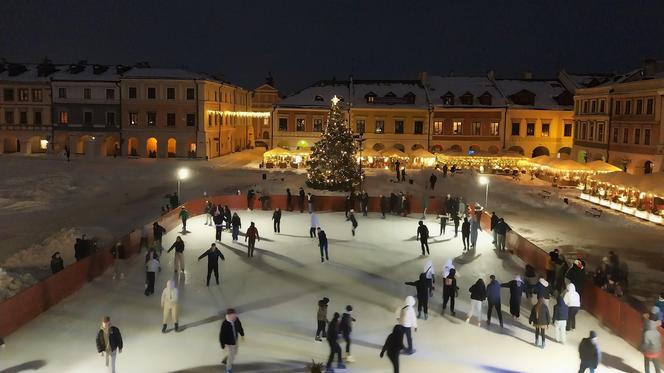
[1,212,644,373]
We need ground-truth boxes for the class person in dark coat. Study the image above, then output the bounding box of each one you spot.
[167,236,185,274]
[578,331,601,373]
[272,208,281,233]
[438,213,448,236]
[486,275,503,328]
[380,325,404,373]
[429,173,437,190]
[246,188,255,211]
[394,161,401,181]
[286,188,293,211]
[467,278,487,325]
[153,222,166,251]
[400,168,406,182]
[405,273,430,319]
[244,222,260,257]
[380,194,387,219]
[224,206,232,231]
[219,308,244,373]
[442,268,459,315]
[96,316,123,373]
[316,297,329,341]
[494,218,510,251]
[566,259,586,295]
[416,221,430,256]
[389,192,397,214]
[452,213,461,237]
[231,213,241,242]
[347,210,358,236]
[345,194,352,218]
[318,227,329,262]
[298,187,305,213]
[534,277,551,306]
[213,212,225,241]
[50,252,64,274]
[442,164,448,177]
[529,297,551,348]
[461,217,470,251]
[339,305,356,362]
[326,312,346,371]
[197,243,225,286]
[553,296,569,344]
[490,212,499,244]
[501,275,525,318]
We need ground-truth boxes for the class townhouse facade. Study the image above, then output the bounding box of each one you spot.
[251,75,280,149]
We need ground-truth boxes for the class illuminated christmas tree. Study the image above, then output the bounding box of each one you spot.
[306,95,360,191]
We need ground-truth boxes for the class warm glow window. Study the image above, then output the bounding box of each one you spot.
[356,120,365,134]
[58,111,67,124]
[375,120,384,134]
[526,123,535,136]
[433,121,443,135]
[472,121,481,136]
[147,112,156,126]
[296,118,305,131]
[32,89,42,102]
[452,121,462,135]
[18,89,28,101]
[541,123,550,137]
[129,112,138,126]
[313,118,323,132]
[490,122,499,136]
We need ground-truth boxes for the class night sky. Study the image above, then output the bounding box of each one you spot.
[1,0,663,93]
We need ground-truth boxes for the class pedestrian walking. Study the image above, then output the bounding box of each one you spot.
[566,259,586,296]
[529,297,550,348]
[231,212,241,242]
[494,218,509,251]
[380,194,387,219]
[361,191,369,216]
[442,164,448,177]
[247,188,255,211]
[161,280,179,333]
[469,215,480,249]
[310,212,319,238]
[642,312,662,373]
[213,212,224,242]
[438,213,448,236]
[347,209,358,236]
[244,222,260,257]
[65,144,71,161]
[442,268,459,315]
[396,296,417,354]
[298,187,305,213]
[490,212,499,244]
[423,260,435,297]
[145,252,159,296]
[272,208,281,233]
[286,188,293,211]
[307,192,315,213]
[429,173,437,190]
[452,212,461,237]
[197,243,225,286]
[326,312,345,372]
[167,236,185,274]
[553,296,569,344]
[563,283,581,331]
[96,316,123,373]
[220,308,245,373]
[421,194,429,219]
[394,161,401,181]
[51,251,64,274]
[578,331,601,373]
[405,273,429,320]
[340,305,356,363]
[224,206,232,231]
[442,259,455,277]
[400,168,406,182]
[486,275,503,328]
[534,277,551,307]
[380,325,404,373]
[318,227,329,262]
[466,278,486,326]
[153,221,166,252]
[205,200,214,225]
[179,206,189,232]
[461,217,470,251]
[111,243,124,280]
[315,297,329,341]
[501,275,525,318]
[416,221,430,256]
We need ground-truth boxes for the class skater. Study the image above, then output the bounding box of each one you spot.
[213,211,224,241]
[501,275,525,318]
[396,296,417,354]
[307,192,315,213]
[400,167,406,182]
[318,227,329,262]
[310,212,319,238]
[361,191,369,216]
[326,312,346,372]
[524,264,538,298]
[316,297,330,341]
[231,212,241,241]
[153,222,166,251]
[429,173,437,190]
[394,161,401,181]
[244,222,260,257]
[438,213,448,236]
[145,251,159,296]
[490,212,499,244]
[340,305,356,362]
[286,188,293,211]
[467,278,487,326]
[380,325,404,373]
[494,218,509,251]
[423,260,435,297]
[442,163,448,177]
[111,243,124,280]
[442,268,459,315]
[563,283,581,331]
[469,215,480,249]
[534,277,551,307]
[461,217,470,251]
[452,213,461,238]
[96,316,123,373]
[65,144,71,161]
[529,297,550,348]
[272,208,281,233]
[167,236,185,274]
[161,280,179,333]
[179,206,189,232]
[553,296,569,344]
[197,243,225,286]
[642,315,662,373]
[486,275,503,328]
[416,220,430,256]
[443,258,455,277]
[566,259,586,296]
[347,209,358,236]
[50,251,64,274]
[578,331,601,373]
[220,308,245,373]
[298,187,305,213]
[246,188,255,210]
[380,194,387,219]
[421,194,429,219]
[224,205,232,231]
[405,273,429,320]
[205,200,214,225]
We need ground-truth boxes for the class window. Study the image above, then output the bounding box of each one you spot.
[58,111,68,124]
[32,89,42,102]
[186,88,195,100]
[356,120,366,134]
[3,88,14,101]
[84,88,91,100]
[367,96,374,103]
[278,118,288,131]
[541,123,550,137]
[581,122,587,139]
[84,111,92,125]
[623,128,629,144]
[414,120,423,135]
[490,122,499,136]
[636,99,643,114]
[597,123,605,142]
[147,87,156,99]
[106,89,115,100]
[394,120,404,134]
[511,122,520,136]
[599,100,605,113]
[167,88,175,100]
[645,129,651,145]
[433,121,443,135]
[526,123,535,136]
[564,123,572,137]
[186,113,196,126]
[591,100,597,113]
[167,113,176,127]
[634,128,641,144]
[442,94,454,105]
[106,112,116,127]
[472,121,481,135]
[452,120,462,135]
[375,120,385,134]
[129,112,138,126]
[582,101,588,113]
[18,89,29,101]
[128,87,137,99]
[614,101,621,114]
[19,111,27,124]
[313,118,323,132]
[57,88,66,99]
[147,112,156,126]
[296,118,305,132]
[4,111,14,124]
[34,111,42,125]
[208,114,212,127]
[612,128,619,143]
[588,122,594,140]
[625,100,632,114]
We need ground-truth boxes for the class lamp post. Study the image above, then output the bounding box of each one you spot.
[177,167,190,202]
[478,176,489,210]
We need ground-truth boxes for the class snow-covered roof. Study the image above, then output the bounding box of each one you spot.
[427,76,503,107]
[277,80,350,109]
[495,79,572,110]
[0,64,58,83]
[51,65,120,82]
[122,68,203,80]
[352,80,428,108]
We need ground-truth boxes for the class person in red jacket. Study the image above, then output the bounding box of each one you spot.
[245,222,260,258]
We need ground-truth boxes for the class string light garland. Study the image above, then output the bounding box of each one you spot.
[207,110,270,118]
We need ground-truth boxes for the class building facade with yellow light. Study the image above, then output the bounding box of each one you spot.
[251,75,280,149]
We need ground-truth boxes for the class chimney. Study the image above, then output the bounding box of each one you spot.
[418,71,428,84]
[523,71,533,80]
[487,70,495,81]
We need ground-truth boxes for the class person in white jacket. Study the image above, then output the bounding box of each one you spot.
[423,260,435,298]
[309,212,319,238]
[563,283,581,331]
[442,259,455,278]
[161,280,179,333]
[396,296,417,354]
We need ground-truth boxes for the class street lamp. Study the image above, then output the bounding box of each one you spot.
[177,167,190,202]
[478,176,489,210]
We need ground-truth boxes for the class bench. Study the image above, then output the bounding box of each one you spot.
[585,207,602,217]
[539,190,552,199]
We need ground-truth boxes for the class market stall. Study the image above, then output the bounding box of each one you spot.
[289,148,312,168]
[355,148,383,168]
[262,147,292,168]
[408,148,436,168]
[435,151,528,173]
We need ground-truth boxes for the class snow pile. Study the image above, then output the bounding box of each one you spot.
[0,267,37,300]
